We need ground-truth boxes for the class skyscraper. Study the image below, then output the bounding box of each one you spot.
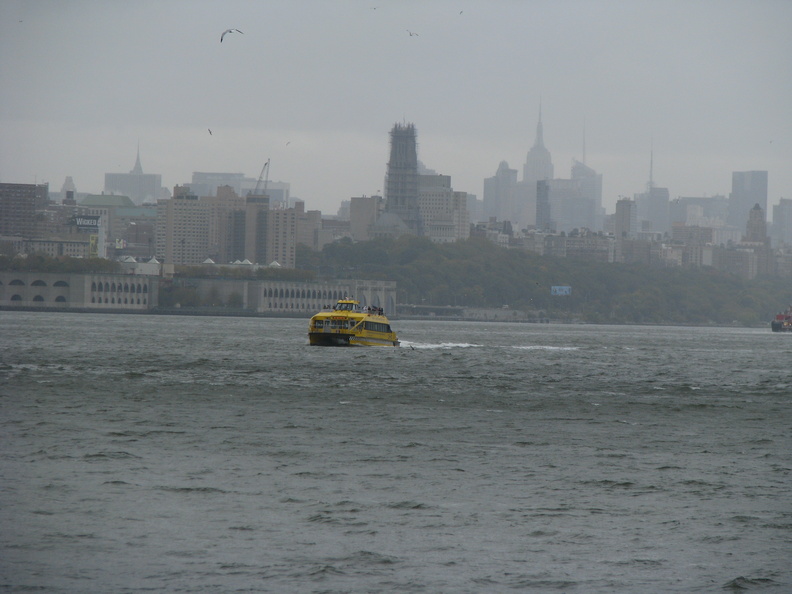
[615,198,638,239]
[771,198,792,247]
[418,173,470,243]
[516,104,554,229]
[350,195,383,242]
[744,203,768,244]
[635,187,670,235]
[383,123,422,236]
[536,180,552,231]
[729,171,768,229]
[522,104,554,184]
[634,150,670,235]
[571,159,603,231]
[0,182,49,237]
[105,147,164,205]
[156,186,209,265]
[483,161,517,223]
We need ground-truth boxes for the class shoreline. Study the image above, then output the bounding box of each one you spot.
[0,305,773,329]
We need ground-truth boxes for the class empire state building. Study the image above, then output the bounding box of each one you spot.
[523,105,554,185]
[514,105,554,228]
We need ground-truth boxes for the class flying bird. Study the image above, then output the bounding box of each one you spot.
[208,128,212,135]
[220,28,243,42]
[407,29,418,36]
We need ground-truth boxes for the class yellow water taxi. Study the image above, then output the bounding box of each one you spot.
[308,299,400,347]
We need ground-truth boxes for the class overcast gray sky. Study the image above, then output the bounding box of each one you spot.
[1,0,790,216]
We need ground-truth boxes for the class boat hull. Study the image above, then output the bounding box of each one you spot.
[771,307,792,332]
[308,331,399,347]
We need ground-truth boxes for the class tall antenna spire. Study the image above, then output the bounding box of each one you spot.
[131,142,143,175]
[582,116,587,165]
[533,98,545,149]
[648,139,654,191]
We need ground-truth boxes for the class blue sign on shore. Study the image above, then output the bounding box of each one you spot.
[551,286,572,296]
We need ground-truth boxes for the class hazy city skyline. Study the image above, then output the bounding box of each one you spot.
[1,0,790,216]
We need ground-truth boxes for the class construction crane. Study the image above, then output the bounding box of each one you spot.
[253,158,270,195]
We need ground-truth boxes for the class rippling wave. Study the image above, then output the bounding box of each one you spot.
[1,312,790,592]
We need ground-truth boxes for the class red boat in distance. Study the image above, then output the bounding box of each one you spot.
[771,305,792,332]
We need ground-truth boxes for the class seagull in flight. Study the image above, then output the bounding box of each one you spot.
[208,128,213,135]
[221,28,243,42]
[407,29,418,36]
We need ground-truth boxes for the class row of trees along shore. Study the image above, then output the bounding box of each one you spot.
[297,236,789,326]
[2,237,789,326]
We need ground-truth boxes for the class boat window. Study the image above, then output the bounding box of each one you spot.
[364,321,391,333]
[314,320,324,328]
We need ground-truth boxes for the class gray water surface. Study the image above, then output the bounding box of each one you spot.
[2,312,790,592]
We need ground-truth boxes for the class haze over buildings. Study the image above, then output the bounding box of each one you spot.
[1,0,790,217]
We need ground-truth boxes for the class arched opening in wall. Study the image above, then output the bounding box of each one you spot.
[104,297,109,303]
[143,298,147,305]
[111,283,116,292]
[137,298,141,304]
[32,279,47,286]
[124,283,129,292]
[104,282,110,292]
[124,298,128,304]
[54,280,69,287]
[55,296,66,303]
[92,282,97,291]
[10,294,22,301]
[10,279,24,286]
[33,295,44,302]
[143,285,148,293]
[111,297,115,304]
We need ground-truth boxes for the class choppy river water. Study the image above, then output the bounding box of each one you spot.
[1,312,790,592]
